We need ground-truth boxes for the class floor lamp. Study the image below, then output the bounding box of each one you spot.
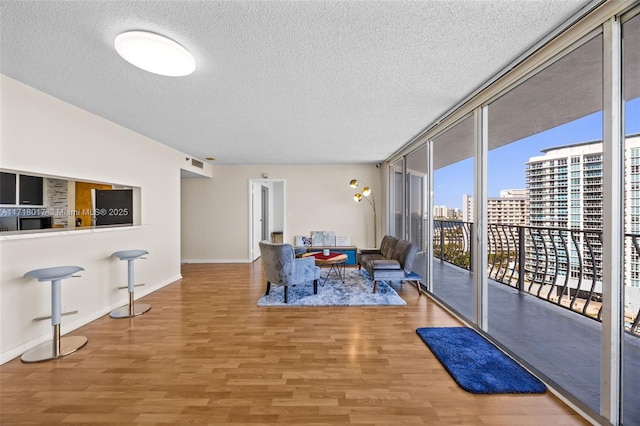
[350,179,377,247]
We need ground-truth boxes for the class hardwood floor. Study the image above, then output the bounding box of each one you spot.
[1,262,588,425]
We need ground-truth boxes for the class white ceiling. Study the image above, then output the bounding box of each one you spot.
[0,0,593,165]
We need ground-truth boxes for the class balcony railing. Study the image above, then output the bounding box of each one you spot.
[433,220,640,337]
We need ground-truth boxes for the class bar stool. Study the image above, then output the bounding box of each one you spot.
[110,249,150,318]
[22,266,87,363]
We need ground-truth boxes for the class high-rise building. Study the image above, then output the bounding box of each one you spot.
[462,194,473,223]
[625,137,640,290]
[525,135,640,289]
[486,190,528,257]
[449,208,462,220]
[526,140,602,286]
[500,189,528,198]
[434,205,463,220]
[433,205,446,218]
[462,191,527,224]
[488,190,527,225]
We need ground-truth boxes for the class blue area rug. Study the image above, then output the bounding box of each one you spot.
[416,327,546,394]
[257,269,406,307]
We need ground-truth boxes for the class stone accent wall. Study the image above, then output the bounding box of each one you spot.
[46,178,68,227]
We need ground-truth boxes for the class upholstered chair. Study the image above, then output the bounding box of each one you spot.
[259,241,321,303]
[360,237,419,294]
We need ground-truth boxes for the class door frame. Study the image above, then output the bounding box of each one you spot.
[261,185,269,242]
[248,179,286,261]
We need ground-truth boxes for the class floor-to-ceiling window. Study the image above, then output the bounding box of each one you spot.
[622,10,640,425]
[385,4,638,423]
[389,158,404,240]
[406,147,427,250]
[431,115,475,320]
[486,33,604,417]
[405,146,428,282]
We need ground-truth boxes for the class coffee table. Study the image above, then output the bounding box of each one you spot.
[302,251,348,285]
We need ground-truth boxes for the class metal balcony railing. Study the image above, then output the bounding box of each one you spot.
[433,220,640,337]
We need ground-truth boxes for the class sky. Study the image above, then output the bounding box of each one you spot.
[433,98,640,210]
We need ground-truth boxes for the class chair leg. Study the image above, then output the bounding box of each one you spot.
[412,280,421,296]
[265,281,271,295]
[313,279,318,294]
[373,280,378,293]
[284,286,288,303]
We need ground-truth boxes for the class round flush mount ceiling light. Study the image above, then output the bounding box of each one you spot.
[114,30,196,77]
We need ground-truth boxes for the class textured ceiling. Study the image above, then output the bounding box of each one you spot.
[0,0,592,165]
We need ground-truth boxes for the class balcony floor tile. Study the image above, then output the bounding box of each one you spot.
[431,260,640,424]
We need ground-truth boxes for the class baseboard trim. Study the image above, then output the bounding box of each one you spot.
[0,274,182,365]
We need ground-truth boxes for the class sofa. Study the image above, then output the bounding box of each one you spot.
[357,235,421,294]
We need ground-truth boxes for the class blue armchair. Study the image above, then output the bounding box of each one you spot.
[259,241,321,303]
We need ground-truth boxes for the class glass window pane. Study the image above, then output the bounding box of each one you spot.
[622,11,640,426]
[406,146,428,283]
[487,34,603,417]
[406,146,427,250]
[389,159,404,239]
[431,115,474,321]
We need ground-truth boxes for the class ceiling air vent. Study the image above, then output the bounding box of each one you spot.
[191,158,204,169]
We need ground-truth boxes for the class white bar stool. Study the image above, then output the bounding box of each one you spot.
[110,250,150,318]
[22,266,88,363]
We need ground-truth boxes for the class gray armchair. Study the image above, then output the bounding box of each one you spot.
[259,241,321,303]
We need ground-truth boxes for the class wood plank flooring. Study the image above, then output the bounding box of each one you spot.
[0,262,588,425]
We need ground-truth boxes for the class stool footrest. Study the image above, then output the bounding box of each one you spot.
[110,303,151,318]
[117,283,145,290]
[33,310,78,321]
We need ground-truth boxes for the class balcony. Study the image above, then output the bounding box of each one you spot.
[431,220,640,423]
[584,156,602,163]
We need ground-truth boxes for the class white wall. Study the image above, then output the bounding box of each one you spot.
[181,164,381,262]
[0,75,202,363]
[272,181,284,233]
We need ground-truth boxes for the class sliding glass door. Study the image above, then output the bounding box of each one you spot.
[389,158,404,240]
[385,6,638,422]
[431,115,475,321]
[405,146,428,284]
[622,10,640,425]
[485,33,604,417]
[406,147,427,250]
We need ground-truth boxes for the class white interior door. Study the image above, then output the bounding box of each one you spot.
[249,179,286,261]
[251,181,263,261]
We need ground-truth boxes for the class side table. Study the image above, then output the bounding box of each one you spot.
[302,251,348,285]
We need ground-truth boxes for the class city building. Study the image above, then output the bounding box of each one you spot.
[459,191,528,225]
[485,189,528,258]
[433,205,446,218]
[462,194,474,223]
[434,205,462,220]
[488,190,528,225]
[525,135,640,300]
